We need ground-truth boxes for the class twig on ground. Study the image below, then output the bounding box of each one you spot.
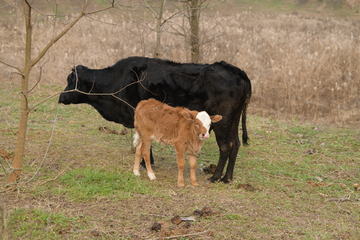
[36,167,69,186]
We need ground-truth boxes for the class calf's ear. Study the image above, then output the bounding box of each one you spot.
[182,111,194,121]
[210,115,222,123]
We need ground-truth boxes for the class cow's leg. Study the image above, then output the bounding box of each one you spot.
[142,140,156,180]
[133,142,142,176]
[208,135,232,183]
[208,119,235,183]
[175,148,186,188]
[220,99,244,183]
[188,154,199,187]
[221,129,240,183]
[140,145,154,168]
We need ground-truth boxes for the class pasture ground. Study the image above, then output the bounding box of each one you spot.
[1,82,359,239]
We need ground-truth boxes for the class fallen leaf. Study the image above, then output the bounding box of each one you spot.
[315,176,323,182]
[180,216,195,221]
[318,193,329,198]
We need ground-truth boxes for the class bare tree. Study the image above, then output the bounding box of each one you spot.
[0,0,117,187]
[187,0,200,63]
[140,0,224,62]
[184,0,224,63]
[143,0,168,58]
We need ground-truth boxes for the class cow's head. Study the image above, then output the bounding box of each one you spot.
[58,65,92,105]
[182,111,222,141]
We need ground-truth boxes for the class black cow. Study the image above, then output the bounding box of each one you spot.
[59,56,251,183]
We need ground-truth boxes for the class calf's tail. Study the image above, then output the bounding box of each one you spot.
[133,131,141,147]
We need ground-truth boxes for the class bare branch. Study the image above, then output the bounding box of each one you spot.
[26,66,43,94]
[143,0,158,18]
[0,60,22,74]
[36,167,68,186]
[0,1,15,9]
[30,12,84,67]
[30,0,117,68]
[28,91,62,113]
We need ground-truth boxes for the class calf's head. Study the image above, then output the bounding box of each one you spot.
[182,111,222,140]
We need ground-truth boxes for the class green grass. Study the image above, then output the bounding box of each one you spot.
[2,79,360,239]
[8,208,87,239]
[58,167,152,201]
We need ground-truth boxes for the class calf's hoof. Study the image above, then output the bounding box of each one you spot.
[147,172,156,180]
[133,170,140,176]
[192,183,199,188]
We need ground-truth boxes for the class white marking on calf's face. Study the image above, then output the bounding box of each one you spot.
[196,111,211,140]
[196,111,212,131]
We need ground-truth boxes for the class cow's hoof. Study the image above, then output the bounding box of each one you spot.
[208,176,220,183]
[220,177,231,184]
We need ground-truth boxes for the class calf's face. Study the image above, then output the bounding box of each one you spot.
[183,111,222,140]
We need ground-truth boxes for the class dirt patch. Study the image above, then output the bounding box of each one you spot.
[236,183,256,192]
[98,126,128,135]
[0,148,13,161]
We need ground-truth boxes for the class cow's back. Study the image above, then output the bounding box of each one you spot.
[116,57,250,118]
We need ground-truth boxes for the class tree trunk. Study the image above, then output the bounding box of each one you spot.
[189,0,200,63]
[7,0,31,185]
[4,1,115,186]
[154,0,167,58]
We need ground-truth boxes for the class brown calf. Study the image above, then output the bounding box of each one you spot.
[133,98,222,188]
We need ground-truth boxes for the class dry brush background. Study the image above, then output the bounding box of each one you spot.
[0,1,359,126]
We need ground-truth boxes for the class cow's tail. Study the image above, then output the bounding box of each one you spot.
[241,75,252,146]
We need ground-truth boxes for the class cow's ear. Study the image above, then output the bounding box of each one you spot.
[210,115,222,123]
[70,66,76,73]
[182,111,194,121]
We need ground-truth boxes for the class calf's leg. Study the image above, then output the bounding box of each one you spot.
[142,140,156,180]
[140,145,155,168]
[133,142,142,176]
[188,154,199,187]
[175,149,186,188]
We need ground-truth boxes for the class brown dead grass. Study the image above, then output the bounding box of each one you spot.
[1,1,359,127]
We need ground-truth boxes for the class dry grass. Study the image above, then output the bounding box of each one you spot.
[1,2,359,126]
